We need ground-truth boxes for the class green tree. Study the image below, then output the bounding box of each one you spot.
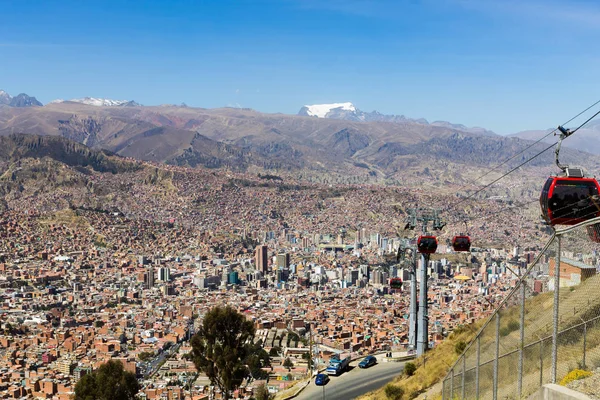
[138,351,154,362]
[74,360,139,400]
[246,341,271,380]
[283,358,293,371]
[190,305,255,400]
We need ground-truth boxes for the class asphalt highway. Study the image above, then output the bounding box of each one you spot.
[296,357,406,400]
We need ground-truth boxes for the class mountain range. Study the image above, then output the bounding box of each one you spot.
[0,90,598,191]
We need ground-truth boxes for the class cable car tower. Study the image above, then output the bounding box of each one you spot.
[396,239,418,352]
[404,208,445,356]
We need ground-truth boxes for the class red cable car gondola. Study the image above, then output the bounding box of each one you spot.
[417,235,437,254]
[540,126,600,227]
[452,235,471,252]
[390,277,403,290]
[540,174,600,226]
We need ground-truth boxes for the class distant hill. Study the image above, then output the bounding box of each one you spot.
[511,119,600,156]
[0,101,597,188]
[0,133,138,173]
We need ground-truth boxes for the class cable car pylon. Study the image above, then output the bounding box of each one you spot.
[396,240,418,352]
[404,208,445,356]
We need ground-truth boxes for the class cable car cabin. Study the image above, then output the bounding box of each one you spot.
[390,278,403,290]
[452,235,471,252]
[417,236,438,254]
[540,176,600,226]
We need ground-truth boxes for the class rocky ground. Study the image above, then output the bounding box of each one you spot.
[566,368,600,399]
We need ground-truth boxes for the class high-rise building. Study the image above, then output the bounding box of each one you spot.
[158,267,170,282]
[228,271,239,285]
[359,264,370,280]
[56,357,76,376]
[276,253,290,269]
[302,237,310,249]
[144,266,155,289]
[255,245,268,275]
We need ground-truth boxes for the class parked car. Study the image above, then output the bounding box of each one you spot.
[359,355,377,368]
[315,373,330,386]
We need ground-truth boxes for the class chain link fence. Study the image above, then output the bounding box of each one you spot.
[442,217,600,399]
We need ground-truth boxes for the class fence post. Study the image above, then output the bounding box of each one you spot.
[540,338,544,387]
[462,355,466,400]
[442,377,446,400]
[494,312,500,400]
[518,281,525,397]
[583,321,587,370]
[476,336,480,399]
[451,367,454,399]
[552,235,561,384]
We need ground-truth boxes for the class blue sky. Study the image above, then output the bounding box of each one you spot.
[1,0,600,134]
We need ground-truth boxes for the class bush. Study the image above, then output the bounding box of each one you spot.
[404,362,416,377]
[269,347,280,357]
[384,384,404,400]
[254,383,270,400]
[450,325,467,338]
[454,340,466,355]
[500,320,520,337]
[560,369,592,386]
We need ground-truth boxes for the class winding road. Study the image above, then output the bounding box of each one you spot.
[296,356,406,400]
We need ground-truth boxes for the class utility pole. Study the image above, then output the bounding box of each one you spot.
[404,208,445,357]
[309,323,313,377]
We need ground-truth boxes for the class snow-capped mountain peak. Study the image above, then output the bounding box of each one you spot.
[297,102,497,136]
[0,90,12,105]
[51,97,141,107]
[301,102,356,118]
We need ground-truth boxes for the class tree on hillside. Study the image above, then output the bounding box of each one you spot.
[283,357,294,371]
[74,360,139,400]
[246,341,271,379]
[190,305,255,400]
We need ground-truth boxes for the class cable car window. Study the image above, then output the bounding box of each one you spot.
[550,180,599,220]
[541,178,553,215]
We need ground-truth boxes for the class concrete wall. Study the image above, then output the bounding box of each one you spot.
[531,384,593,400]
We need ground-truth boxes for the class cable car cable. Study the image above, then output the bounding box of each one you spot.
[446,107,600,214]
[463,98,600,188]
[459,194,600,233]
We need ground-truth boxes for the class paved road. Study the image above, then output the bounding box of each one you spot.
[144,343,181,378]
[296,357,405,400]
